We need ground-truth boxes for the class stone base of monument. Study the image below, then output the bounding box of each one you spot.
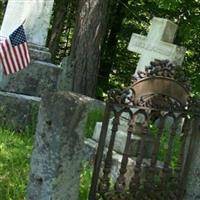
[0,91,41,131]
[29,44,52,62]
[92,121,154,158]
[0,46,63,131]
[0,60,62,97]
[84,138,163,185]
[0,90,105,133]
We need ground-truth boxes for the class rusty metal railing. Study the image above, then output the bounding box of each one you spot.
[89,60,197,200]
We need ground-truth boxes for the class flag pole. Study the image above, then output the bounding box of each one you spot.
[22,19,26,25]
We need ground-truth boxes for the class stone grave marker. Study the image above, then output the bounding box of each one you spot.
[90,17,186,161]
[0,0,60,97]
[128,17,186,75]
[0,0,54,46]
[27,91,104,200]
[0,0,63,130]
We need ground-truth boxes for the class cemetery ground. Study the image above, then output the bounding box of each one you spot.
[0,127,91,200]
[0,109,103,200]
[0,123,181,200]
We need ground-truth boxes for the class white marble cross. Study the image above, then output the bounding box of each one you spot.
[128,17,186,75]
[0,0,54,47]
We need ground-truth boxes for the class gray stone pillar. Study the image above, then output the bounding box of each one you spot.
[183,117,200,200]
[27,91,88,200]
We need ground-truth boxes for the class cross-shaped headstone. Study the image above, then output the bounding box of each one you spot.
[128,17,186,75]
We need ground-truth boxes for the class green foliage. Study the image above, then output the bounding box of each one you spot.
[97,0,200,98]
[84,109,104,138]
[0,0,4,24]
[0,128,33,200]
[1,0,200,98]
[0,127,94,200]
[79,162,93,200]
[149,124,181,170]
[0,125,183,199]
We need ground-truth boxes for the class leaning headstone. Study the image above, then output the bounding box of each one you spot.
[27,91,89,200]
[0,91,40,131]
[128,17,186,75]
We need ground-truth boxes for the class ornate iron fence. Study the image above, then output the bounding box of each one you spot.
[89,60,197,200]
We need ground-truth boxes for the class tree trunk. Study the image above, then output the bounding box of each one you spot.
[98,0,128,93]
[47,0,68,57]
[70,0,110,97]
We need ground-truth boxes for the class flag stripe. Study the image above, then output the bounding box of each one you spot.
[5,40,18,72]
[8,40,20,72]
[1,43,13,74]
[21,44,28,66]
[14,47,24,70]
[4,41,15,73]
[0,45,9,75]
[12,46,21,71]
[25,44,31,63]
[17,45,26,68]
[19,44,27,67]
[22,43,29,65]
[0,52,10,75]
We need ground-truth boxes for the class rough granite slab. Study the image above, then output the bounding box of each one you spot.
[0,91,41,131]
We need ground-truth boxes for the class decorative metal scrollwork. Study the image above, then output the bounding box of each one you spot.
[132,59,191,92]
[89,59,195,200]
[108,59,191,111]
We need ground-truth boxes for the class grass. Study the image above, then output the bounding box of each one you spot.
[0,128,33,200]
[79,162,93,200]
[0,127,94,200]
[0,106,103,200]
[149,124,181,169]
[0,119,181,200]
[84,109,104,138]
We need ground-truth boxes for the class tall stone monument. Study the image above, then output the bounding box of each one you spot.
[0,0,62,130]
[0,0,54,46]
[128,17,186,75]
[0,0,60,97]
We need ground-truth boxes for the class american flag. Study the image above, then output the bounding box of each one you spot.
[0,25,30,75]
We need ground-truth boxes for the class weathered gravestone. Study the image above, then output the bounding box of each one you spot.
[91,17,186,159]
[0,0,60,96]
[0,0,54,46]
[0,0,64,130]
[27,91,103,200]
[128,17,186,75]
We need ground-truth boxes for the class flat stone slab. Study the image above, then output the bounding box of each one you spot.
[0,89,105,133]
[0,91,41,131]
[93,121,154,158]
[29,46,51,62]
[84,138,163,184]
[0,60,62,97]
